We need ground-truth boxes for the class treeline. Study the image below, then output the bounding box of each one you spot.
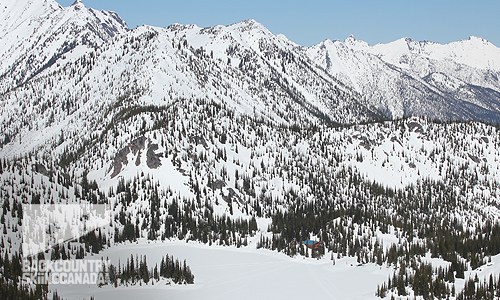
[3,93,500,300]
[0,253,54,300]
[49,228,109,261]
[107,254,194,286]
[377,262,456,299]
[0,278,51,300]
[262,166,500,297]
[112,178,258,247]
[457,274,500,300]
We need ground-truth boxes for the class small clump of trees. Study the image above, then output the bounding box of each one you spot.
[106,254,194,287]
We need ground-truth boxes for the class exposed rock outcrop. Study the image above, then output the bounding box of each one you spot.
[146,143,162,169]
[110,136,146,177]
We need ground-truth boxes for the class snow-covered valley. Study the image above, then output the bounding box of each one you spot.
[2,0,500,299]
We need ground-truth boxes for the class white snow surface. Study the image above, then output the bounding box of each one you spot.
[370,36,500,72]
[52,239,393,300]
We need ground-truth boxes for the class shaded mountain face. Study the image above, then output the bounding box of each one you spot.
[0,15,381,159]
[306,36,500,123]
[0,0,128,92]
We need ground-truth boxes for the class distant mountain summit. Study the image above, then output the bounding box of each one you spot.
[306,34,500,122]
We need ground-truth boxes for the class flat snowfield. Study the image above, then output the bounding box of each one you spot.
[51,240,392,300]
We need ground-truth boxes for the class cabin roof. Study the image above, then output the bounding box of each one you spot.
[303,240,319,245]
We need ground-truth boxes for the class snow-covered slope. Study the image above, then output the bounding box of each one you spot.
[306,36,500,122]
[371,36,500,73]
[0,0,128,92]
[0,20,383,159]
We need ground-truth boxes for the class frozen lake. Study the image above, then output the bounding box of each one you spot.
[51,239,392,300]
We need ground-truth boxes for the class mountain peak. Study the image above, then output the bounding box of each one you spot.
[71,0,84,6]
[343,34,369,49]
[241,19,259,26]
[346,34,356,41]
[467,35,489,44]
[390,37,414,45]
[230,19,268,33]
[0,0,128,89]
[71,0,85,9]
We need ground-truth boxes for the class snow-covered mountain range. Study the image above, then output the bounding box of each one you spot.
[307,35,500,121]
[2,0,500,299]
[1,0,500,159]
